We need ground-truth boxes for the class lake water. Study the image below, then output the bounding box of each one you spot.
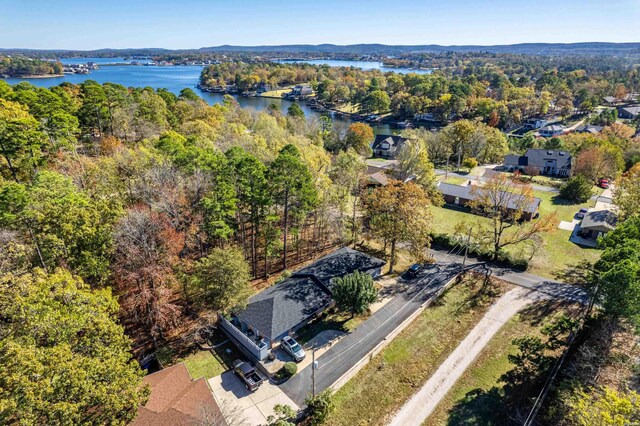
[277,59,433,75]
[1,57,410,133]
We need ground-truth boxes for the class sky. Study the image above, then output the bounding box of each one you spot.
[1,0,639,50]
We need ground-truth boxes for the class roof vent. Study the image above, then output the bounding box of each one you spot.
[559,152,565,156]
[547,151,553,155]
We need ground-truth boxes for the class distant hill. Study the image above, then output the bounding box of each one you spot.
[199,42,640,56]
[2,42,640,58]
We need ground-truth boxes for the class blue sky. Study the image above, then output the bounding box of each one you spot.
[1,0,639,49]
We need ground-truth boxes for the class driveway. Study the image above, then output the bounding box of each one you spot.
[387,287,548,425]
[280,263,461,405]
[209,371,299,426]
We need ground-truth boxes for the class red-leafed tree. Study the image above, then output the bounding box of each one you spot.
[113,207,185,349]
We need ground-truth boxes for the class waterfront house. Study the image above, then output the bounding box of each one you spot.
[523,117,549,130]
[219,247,386,361]
[438,181,541,221]
[371,134,407,159]
[504,148,572,177]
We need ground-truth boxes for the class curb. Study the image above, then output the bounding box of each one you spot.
[329,274,459,391]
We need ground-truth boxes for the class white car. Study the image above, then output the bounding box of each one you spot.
[281,336,306,362]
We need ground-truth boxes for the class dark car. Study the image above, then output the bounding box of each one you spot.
[407,263,422,278]
[576,208,589,219]
[232,360,264,391]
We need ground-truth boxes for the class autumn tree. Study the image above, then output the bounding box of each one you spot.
[344,122,374,156]
[363,180,432,273]
[0,99,47,182]
[568,387,640,426]
[439,119,476,170]
[187,247,252,314]
[0,269,148,425]
[613,163,640,220]
[113,208,184,348]
[329,149,367,242]
[573,145,623,183]
[466,174,557,260]
[393,137,442,204]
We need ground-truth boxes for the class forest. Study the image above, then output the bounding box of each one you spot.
[1,70,640,424]
[200,55,640,127]
[0,55,63,77]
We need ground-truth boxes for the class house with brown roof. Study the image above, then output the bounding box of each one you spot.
[132,363,225,426]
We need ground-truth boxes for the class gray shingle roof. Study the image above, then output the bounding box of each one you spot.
[581,210,618,232]
[371,134,407,151]
[235,247,386,340]
[235,276,332,340]
[438,182,541,214]
[296,247,387,289]
[524,149,572,170]
[619,106,640,117]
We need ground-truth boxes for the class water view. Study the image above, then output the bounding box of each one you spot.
[1,58,401,132]
[277,59,433,75]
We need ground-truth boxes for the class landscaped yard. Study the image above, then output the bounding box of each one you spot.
[259,86,294,98]
[430,188,602,278]
[182,340,242,380]
[324,274,511,426]
[426,299,581,425]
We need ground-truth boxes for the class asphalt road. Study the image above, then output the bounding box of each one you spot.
[279,262,461,406]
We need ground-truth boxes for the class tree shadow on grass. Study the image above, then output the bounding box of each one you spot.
[446,387,514,426]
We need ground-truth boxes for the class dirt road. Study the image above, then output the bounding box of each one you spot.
[387,287,547,426]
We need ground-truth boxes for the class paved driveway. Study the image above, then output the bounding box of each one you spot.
[280,263,461,405]
[209,371,299,426]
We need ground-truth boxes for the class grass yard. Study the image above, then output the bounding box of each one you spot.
[324,274,510,426]
[426,299,582,425]
[259,86,293,98]
[181,340,241,380]
[334,102,360,114]
[430,188,601,278]
[442,176,471,185]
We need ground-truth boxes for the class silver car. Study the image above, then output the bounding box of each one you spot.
[281,336,306,362]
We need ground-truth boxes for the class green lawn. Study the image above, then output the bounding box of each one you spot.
[259,86,294,98]
[430,189,601,278]
[324,275,510,426]
[181,341,241,380]
[426,300,580,425]
[442,176,471,185]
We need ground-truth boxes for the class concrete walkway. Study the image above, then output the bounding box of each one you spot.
[209,371,299,426]
[387,287,547,426]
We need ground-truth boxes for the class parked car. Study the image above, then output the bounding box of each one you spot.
[598,178,610,189]
[407,263,422,278]
[576,208,589,219]
[232,360,263,391]
[281,336,306,362]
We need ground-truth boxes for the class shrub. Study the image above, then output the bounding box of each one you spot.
[560,175,593,203]
[463,157,478,169]
[304,389,334,425]
[275,362,298,381]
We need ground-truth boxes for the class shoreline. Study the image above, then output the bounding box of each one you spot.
[4,74,64,79]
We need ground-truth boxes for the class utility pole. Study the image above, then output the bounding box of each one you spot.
[311,345,317,397]
[462,226,472,268]
[445,155,450,180]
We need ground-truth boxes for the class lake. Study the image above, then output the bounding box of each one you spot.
[1,58,414,133]
[277,59,433,75]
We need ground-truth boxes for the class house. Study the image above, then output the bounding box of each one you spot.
[504,149,572,177]
[438,181,541,221]
[538,124,565,138]
[366,171,389,187]
[290,85,313,96]
[575,124,603,135]
[132,364,224,426]
[618,106,640,119]
[220,248,386,361]
[579,210,618,241]
[523,117,549,130]
[603,96,622,106]
[371,134,407,159]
